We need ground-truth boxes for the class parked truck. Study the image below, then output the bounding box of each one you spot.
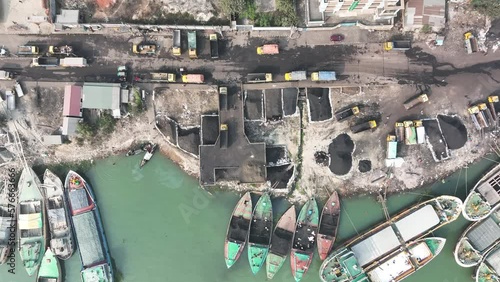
[32,57,59,67]
[404,121,417,145]
[488,95,499,121]
[464,32,478,54]
[257,44,279,55]
[182,74,204,83]
[188,31,197,59]
[60,57,87,67]
[351,120,377,133]
[334,106,359,121]
[48,45,73,56]
[285,71,307,81]
[395,122,405,142]
[151,72,176,82]
[478,103,494,126]
[0,70,13,80]
[311,71,337,81]
[172,30,181,56]
[247,73,272,83]
[18,45,39,55]
[132,44,157,55]
[414,120,426,144]
[6,91,15,110]
[404,94,429,110]
[210,34,219,59]
[386,135,397,159]
[14,82,24,97]
[468,105,484,130]
[383,40,411,51]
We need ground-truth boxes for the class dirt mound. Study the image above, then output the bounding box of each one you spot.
[358,160,371,173]
[314,151,329,166]
[96,0,115,9]
[328,134,354,176]
[437,115,468,150]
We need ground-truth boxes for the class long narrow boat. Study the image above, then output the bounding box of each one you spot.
[65,170,113,282]
[0,180,15,264]
[317,191,341,261]
[17,167,46,276]
[247,193,273,274]
[290,198,319,282]
[43,169,75,260]
[224,192,252,269]
[464,163,500,221]
[140,143,157,168]
[475,242,500,282]
[454,205,500,267]
[37,248,61,282]
[319,195,463,282]
[266,205,296,279]
[365,237,446,282]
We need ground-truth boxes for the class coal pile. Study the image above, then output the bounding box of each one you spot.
[328,134,354,176]
[314,151,329,166]
[201,115,219,145]
[267,165,294,189]
[358,160,371,173]
[283,88,298,116]
[265,89,283,121]
[178,127,200,156]
[437,115,467,150]
[244,90,264,120]
[307,88,332,122]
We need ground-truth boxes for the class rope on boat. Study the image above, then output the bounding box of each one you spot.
[465,164,468,196]
[340,198,359,235]
[454,167,463,196]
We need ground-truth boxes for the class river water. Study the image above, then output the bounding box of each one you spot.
[1,154,497,282]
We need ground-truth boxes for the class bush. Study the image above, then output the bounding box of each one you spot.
[471,0,500,18]
[129,88,143,114]
[219,0,245,17]
[420,25,432,34]
[97,113,116,135]
[76,122,96,140]
[275,0,299,26]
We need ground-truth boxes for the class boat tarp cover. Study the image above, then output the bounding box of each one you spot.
[73,212,105,267]
[367,251,413,282]
[351,226,400,266]
[478,182,500,206]
[0,214,11,242]
[48,208,67,230]
[394,205,440,241]
[69,189,90,211]
[19,213,42,230]
[486,247,500,275]
[468,217,500,252]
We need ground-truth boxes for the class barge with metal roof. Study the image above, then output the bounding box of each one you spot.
[464,163,500,221]
[455,205,500,267]
[319,195,463,282]
[475,242,500,282]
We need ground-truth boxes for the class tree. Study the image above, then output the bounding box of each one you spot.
[219,0,245,17]
[471,0,500,18]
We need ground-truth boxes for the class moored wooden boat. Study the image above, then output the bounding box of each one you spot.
[463,163,500,221]
[475,241,500,282]
[17,167,46,276]
[0,180,14,265]
[140,143,157,168]
[266,205,296,279]
[247,193,273,274]
[65,171,113,282]
[290,198,319,282]
[224,192,252,269]
[317,191,341,261]
[37,248,61,282]
[43,169,75,260]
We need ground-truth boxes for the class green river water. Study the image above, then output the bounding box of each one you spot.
[1,154,497,282]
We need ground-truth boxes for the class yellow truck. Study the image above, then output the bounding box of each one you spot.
[257,44,279,55]
[151,72,176,82]
[351,120,377,133]
[404,94,429,110]
[133,44,157,55]
[172,30,181,56]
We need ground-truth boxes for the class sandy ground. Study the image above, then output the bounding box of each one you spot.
[0,0,52,34]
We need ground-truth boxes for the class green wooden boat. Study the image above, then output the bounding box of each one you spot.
[266,205,296,279]
[37,248,61,282]
[18,167,46,276]
[224,192,252,268]
[247,193,273,274]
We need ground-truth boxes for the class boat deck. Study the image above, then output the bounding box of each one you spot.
[486,247,500,276]
[69,188,91,212]
[477,174,500,206]
[394,205,440,242]
[0,206,12,243]
[270,227,293,256]
[249,218,272,245]
[228,216,250,243]
[319,213,340,236]
[367,251,414,282]
[351,226,400,267]
[468,215,500,252]
[292,223,317,254]
[73,211,105,268]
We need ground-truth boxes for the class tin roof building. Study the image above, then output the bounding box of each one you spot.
[82,83,122,118]
[62,117,82,136]
[63,85,82,117]
[404,0,446,31]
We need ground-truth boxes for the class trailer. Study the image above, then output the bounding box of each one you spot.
[172,30,181,56]
[48,45,73,56]
[247,73,272,83]
[404,121,417,145]
[6,91,15,110]
[479,103,494,127]
[351,120,377,133]
[18,45,39,55]
[383,41,411,51]
[182,74,204,83]
[188,31,197,59]
[311,71,337,81]
[488,96,499,121]
[257,44,279,55]
[132,44,157,55]
[334,106,359,121]
[0,70,13,80]
[151,72,176,82]
[285,71,307,81]
[32,57,59,67]
[395,122,405,142]
[60,57,87,67]
[414,120,426,144]
[386,135,397,159]
[403,94,428,110]
[468,106,482,130]
[464,32,478,54]
[14,82,24,98]
[210,34,219,59]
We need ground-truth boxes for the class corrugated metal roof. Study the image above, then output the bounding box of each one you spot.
[351,226,400,266]
[468,217,500,252]
[63,85,82,117]
[73,212,105,267]
[478,181,500,206]
[56,9,79,24]
[486,247,500,275]
[395,205,440,241]
[82,83,121,110]
[62,117,81,136]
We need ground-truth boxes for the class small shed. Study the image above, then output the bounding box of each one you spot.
[63,85,82,117]
[56,10,79,24]
[6,91,15,110]
[62,117,82,136]
[43,135,63,145]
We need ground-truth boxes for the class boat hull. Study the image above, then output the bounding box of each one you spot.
[248,243,269,274]
[266,206,296,279]
[224,192,252,268]
[317,191,341,261]
[317,237,335,261]
[247,193,272,274]
[266,253,286,279]
[291,251,314,282]
[37,248,61,282]
[225,240,245,268]
[463,163,500,221]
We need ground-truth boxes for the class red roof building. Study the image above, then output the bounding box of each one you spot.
[63,85,82,117]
